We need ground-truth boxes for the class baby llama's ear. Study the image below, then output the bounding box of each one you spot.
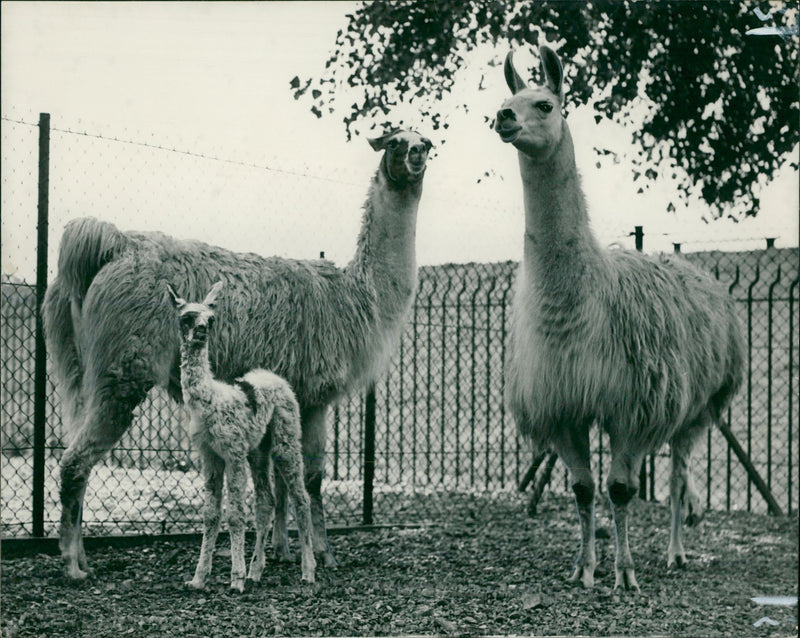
[166,284,185,309]
[203,280,225,309]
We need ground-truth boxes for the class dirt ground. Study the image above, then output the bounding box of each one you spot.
[2,495,797,637]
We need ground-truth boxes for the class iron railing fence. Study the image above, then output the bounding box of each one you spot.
[2,248,797,538]
[1,113,797,540]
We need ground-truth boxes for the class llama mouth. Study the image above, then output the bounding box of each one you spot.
[497,127,521,143]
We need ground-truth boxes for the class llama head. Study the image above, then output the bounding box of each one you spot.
[495,46,565,160]
[369,129,432,185]
[167,281,224,349]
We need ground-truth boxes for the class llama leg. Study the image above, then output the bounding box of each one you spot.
[607,449,643,592]
[556,423,596,588]
[667,422,707,568]
[247,450,274,584]
[271,471,292,562]
[225,459,249,593]
[187,449,225,590]
[273,445,317,584]
[301,405,336,567]
[59,393,139,580]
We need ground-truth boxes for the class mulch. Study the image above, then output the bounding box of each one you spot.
[1,495,797,637]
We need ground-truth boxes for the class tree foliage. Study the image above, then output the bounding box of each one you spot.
[293,0,799,218]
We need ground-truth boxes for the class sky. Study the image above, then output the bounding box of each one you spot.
[2,1,798,282]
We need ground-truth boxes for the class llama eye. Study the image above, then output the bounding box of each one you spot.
[536,102,554,114]
[207,316,215,330]
[386,139,399,150]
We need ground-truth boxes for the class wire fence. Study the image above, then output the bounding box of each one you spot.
[2,114,798,540]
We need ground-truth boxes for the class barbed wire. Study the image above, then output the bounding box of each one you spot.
[1,114,363,187]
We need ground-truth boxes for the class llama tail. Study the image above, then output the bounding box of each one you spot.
[56,217,131,303]
[42,217,131,429]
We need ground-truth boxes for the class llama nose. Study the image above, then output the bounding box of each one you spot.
[497,108,516,124]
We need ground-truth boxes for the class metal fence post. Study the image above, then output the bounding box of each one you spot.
[362,385,376,525]
[33,112,50,538]
[632,225,650,501]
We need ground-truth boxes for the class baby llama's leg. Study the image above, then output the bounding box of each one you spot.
[187,448,225,590]
[271,472,292,562]
[246,448,275,585]
[272,400,316,584]
[225,455,250,593]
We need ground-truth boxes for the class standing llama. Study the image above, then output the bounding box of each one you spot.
[43,129,431,579]
[169,281,315,591]
[495,47,744,590]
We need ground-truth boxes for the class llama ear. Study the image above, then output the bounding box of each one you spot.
[166,284,185,309]
[368,132,390,152]
[539,45,564,100]
[504,51,528,94]
[203,280,224,309]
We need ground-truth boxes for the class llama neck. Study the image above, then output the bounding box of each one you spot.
[346,169,422,323]
[518,122,604,295]
[179,345,214,406]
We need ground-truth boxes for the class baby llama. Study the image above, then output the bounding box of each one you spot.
[169,281,315,591]
[495,46,744,590]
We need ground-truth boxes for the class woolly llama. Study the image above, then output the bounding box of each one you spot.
[495,47,744,590]
[169,281,315,590]
[43,129,431,579]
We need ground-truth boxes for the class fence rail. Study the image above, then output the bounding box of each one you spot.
[1,114,798,540]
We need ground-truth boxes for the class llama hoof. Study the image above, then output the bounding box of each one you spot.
[272,547,293,563]
[230,580,246,594]
[667,553,687,569]
[317,550,337,569]
[685,509,704,527]
[64,563,93,581]
[567,565,595,589]
[614,568,640,592]
[185,579,205,591]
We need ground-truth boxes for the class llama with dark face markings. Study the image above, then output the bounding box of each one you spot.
[169,281,315,591]
[495,46,744,590]
[43,129,431,579]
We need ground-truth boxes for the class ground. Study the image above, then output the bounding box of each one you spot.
[1,495,797,638]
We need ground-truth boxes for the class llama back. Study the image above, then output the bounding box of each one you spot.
[602,250,745,447]
[47,217,384,408]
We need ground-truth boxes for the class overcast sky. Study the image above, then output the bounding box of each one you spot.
[2,1,797,281]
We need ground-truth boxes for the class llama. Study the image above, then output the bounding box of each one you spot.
[495,46,744,590]
[169,281,315,590]
[43,129,431,579]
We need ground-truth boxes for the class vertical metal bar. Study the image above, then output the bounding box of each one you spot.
[426,279,436,483]
[454,278,467,486]
[440,275,452,484]
[412,292,419,484]
[469,276,481,487]
[634,226,647,500]
[789,277,797,514]
[726,265,740,511]
[485,277,498,488]
[398,336,405,482]
[766,265,781,492]
[362,385,376,526]
[333,406,340,481]
[33,112,50,538]
[384,375,390,483]
[746,264,760,511]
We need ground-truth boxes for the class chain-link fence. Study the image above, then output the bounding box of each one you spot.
[2,114,798,540]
